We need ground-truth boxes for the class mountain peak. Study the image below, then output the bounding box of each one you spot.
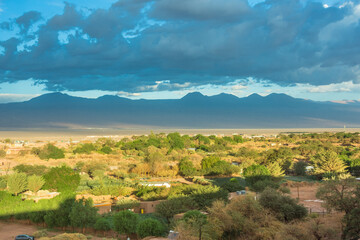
[181,92,206,100]
[247,93,263,98]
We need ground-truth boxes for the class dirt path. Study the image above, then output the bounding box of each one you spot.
[0,222,39,240]
[289,185,326,212]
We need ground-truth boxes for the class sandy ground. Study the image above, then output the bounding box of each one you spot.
[289,185,326,213]
[0,221,117,240]
[1,128,359,141]
[0,222,39,240]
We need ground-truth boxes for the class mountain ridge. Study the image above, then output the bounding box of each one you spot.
[0,92,359,129]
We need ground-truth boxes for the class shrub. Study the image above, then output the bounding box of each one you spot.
[259,188,307,222]
[73,143,95,154]
[35,144,65,160]
[13,164,48,176]
[94,218,111,231]
[113,210,139,236]
[250,179,280,193]
[137,218,166,239]
[69,198,98,229]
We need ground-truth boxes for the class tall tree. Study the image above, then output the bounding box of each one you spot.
[27,175,45,193]
[69,198,98,233]
[7,172,27,196]
[312,151,347,175]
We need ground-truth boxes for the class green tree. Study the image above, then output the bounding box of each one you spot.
[243,164,271,185]
[44,198,75,228]
[37,144,65,160]
[7,172,27,196]
[312,151,347,176]
[13,164,48,176]
[179,158,197,177]
[293,161,308,176]
[27,175,45,193]
[94,218,111,235]
[156,197,197,221]
[183,210,207,240]
[316,179,360,240]
[43,165,80,192]
[113,210,139,237]
[167,132,185,149]
[201,156,220,170]
[267,162,284,177]
[259,188,307,222]
[69,198,98,232]
[137,218,166,239]
[73,143,95,154]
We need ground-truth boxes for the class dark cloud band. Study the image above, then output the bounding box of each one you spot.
[0,0,359,92]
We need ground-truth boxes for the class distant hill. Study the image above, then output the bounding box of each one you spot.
[0,92,359,129]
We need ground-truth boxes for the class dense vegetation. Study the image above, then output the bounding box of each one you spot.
[1,132,360,239]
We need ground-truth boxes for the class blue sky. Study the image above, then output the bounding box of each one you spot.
[0,0,360,103]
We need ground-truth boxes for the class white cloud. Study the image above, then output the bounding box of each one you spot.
[117,91,141,97]
[0,94,39,103]
[299,81,360,93]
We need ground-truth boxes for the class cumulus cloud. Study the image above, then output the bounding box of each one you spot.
[0,0,360,92]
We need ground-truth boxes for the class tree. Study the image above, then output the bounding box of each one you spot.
[13,164,48,176]
[69,198,98,233]
[44,198,75,228]
[167,132,185,149]
[43,165,80,192]
[7,172,27,196]
[312,151,347,176]
[259,188,307,222]
[182,210,207,240]
[243,164,271,185]
[113,210,139,237]
[35,144,65,160]
[267,162,284,177]
[179,158,197,177]
[137,218,166,239]
[27,175,45,193]
[94,218,111,236]
[316,179,360,240]
[293,161,308,176]
[156,197,197,221]
[201,156,220,170]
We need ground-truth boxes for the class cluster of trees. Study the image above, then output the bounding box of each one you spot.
[175,188,308,240]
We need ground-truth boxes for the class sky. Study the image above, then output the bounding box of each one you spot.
[0,0,360,103]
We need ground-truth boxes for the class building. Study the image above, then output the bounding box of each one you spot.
[140,182,171,188]
[134,200,165,214]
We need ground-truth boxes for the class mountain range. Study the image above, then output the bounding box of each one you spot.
[0,92,359,129]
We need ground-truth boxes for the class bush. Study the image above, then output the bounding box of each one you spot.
[94,218,111,231]
[259,188,307,222]
[155,197,197,221]
[34,144,65,160]
[137,218,166,239]
[221,178,245,192]
[250,179,280,193]
[113,210,139,236]
[13,164,49,176]
[73,143,95,154]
